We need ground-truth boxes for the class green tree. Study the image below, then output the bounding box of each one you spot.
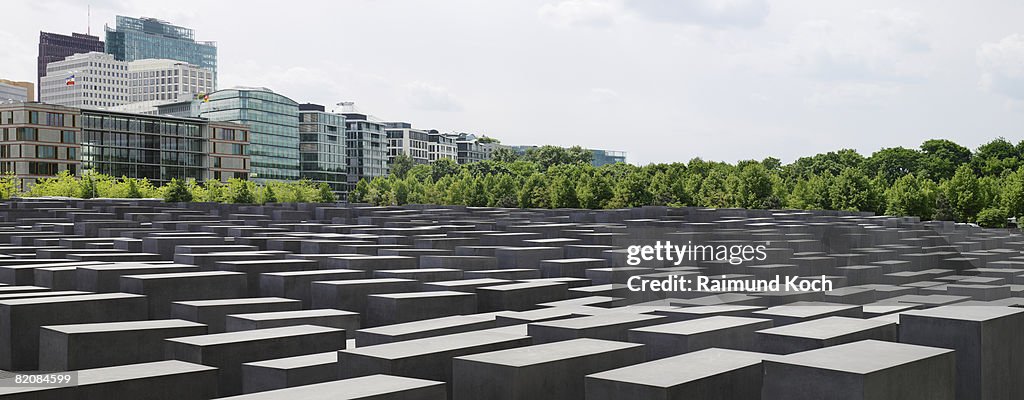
[697,168,730,208]
[828,168,881,212]
[977,207,1008,228]
[488,174,518,207]
[317,183,336,203]
[262,184,277,204]
[884,173,936,219]
[430,159,461,181]
[518,173,549,208]
[920,139,971,180]
[491,147,520,163]
[0,172,18,200]
[865,147,923,185]
[390,154,415,179]
[163,178,193,203]
[942,165,984,222]
[737,163,777,209]
[80,172,98,199]
[610,170,652,208]
[125,178,142,198]
[229,180,255,204]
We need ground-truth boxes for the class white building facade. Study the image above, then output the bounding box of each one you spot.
[40,52,213,112]
[40,52,129,108]
[428,131,457,162]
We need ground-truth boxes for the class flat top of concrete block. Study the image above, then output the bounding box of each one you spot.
[369,290,476,300]
[863,303,918,315]
[243,351,338,370]
[313,278,415,286]
[0,360,215,396]
[541,258,605,264]
[427,278,510,287]
[375,268,460,274]
[531,312,664,329]
[496,246,561,251]
[479,281,568,291]
[756,316,892,339]
[587,348,773,387]
[174,297,299,307]
[214,374,444,399]
[121,270,245,280]
[41,319,206,334]
[633,316,772,335]
[79,263,197,271]
[263,268,364,277]
[359,315,495,336]
[214,259,318,266]
[538,296,620,307]
[668,305,765,315]
[341,331,527,359]
[167,324,342,347]
[902,305,1024,322]
[456,338,642,367]
[230,308,358,321]
[753,302,861,318]
[0,292,144,306]
[769,339,952,374]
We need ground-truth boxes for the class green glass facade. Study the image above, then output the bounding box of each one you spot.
[343,113,388,191]
[200,88,300,182]
[105,16,218,87]
[79,110,206,183]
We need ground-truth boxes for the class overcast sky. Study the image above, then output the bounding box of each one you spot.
[2,0,1023,165]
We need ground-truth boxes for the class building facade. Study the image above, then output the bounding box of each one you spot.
[298,103,347,194]
[40,52,129,109]
[384,122,430,165]
[454,133,489,164]
[0,80,33,103]
[0,102,249,190]
[37,32,105,100]
[590,149,626,166]
[199,87,299,182]
[104,16,218,87]
[340,111,388,190]
[0,103,81,191]
[427,131,457,162]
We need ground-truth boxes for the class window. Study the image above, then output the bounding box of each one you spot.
[36,146,56,159]
[61,131,75,143]
[17,128,36,141]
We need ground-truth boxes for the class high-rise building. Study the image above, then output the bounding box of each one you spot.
[298,103,347,194]
[339,109,388,190]
[200,87,299,182]
[105,16,217,88]
[0,80,34,103]
[0,102,250,190]
[37,32,105,100]
[384,122,430,165]
[427,130,457,162]
[40,52,129,109]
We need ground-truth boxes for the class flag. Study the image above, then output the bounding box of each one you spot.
[65,75,75,86]
[203,94,209,103]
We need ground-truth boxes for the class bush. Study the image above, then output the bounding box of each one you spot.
[977,207,1009,228]
[163,178,193,203]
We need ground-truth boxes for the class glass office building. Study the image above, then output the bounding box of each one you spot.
[298,103,347,194]
[200,87,300,182]
[104,16,217,88]
[341,112,388,191]
[590,149,627,166]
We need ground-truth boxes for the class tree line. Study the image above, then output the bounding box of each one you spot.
[14,170,336,204]
[352,140,1024,228]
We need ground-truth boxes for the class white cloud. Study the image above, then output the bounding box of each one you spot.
[405,82,464,112]
[538,0,618,28]
[806,82,902,107]
[978,34,1024,100]
[623,0,769,28]
[588,87,619,103]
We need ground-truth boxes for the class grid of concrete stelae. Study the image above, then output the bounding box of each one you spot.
[0,199,1020,400]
